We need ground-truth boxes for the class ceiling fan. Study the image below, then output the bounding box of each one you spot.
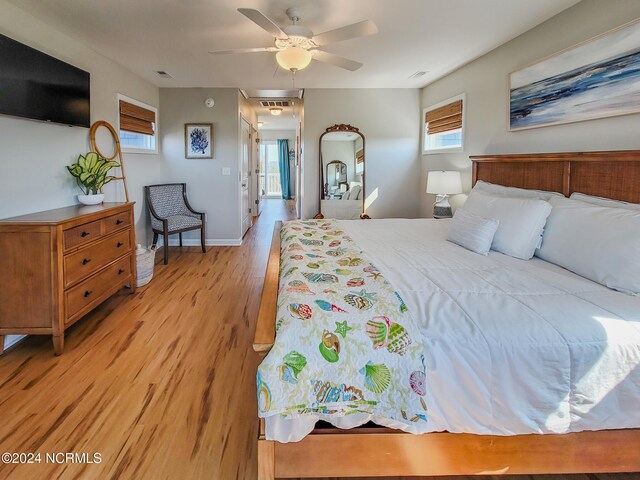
[209,8,378,72]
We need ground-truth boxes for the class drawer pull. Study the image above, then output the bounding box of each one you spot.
[117,242,124,248]
[116,219,124,225]
[118,269,125,275]
[83,290,92,298]
[82,258,91,265]
[80,231,91,238]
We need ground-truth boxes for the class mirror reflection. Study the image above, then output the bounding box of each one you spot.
[319,126,365,219]
[325,161,347,197]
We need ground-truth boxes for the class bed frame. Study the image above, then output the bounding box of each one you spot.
[254,150,640,479]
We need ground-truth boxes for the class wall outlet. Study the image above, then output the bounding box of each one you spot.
[222,167,231,176]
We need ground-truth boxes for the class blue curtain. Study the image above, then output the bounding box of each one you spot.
[278,139,291,200]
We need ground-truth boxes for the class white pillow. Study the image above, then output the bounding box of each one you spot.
[446,208,499,256]
[350,185,362,200]
[463,192,552,260]
[537,196,640,295]
[472,180,563,201]
[341,189,351,200]
[570,192,640,211]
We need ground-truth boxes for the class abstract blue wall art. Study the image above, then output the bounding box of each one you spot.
[184,123,213,158]
[509,19,640,131]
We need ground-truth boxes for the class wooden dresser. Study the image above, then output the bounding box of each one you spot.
[0,203,136,355]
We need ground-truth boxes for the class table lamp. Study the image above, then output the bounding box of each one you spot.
[426,170,462,218]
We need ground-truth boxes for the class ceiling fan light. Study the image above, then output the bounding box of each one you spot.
[276,46,312,72]
[270,107,283,116]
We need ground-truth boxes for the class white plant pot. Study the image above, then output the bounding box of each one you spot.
[78,193,105,205]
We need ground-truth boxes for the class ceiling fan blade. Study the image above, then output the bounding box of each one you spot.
[312,20,378,46]
[313,50,363,71]
[238,8,288,40]
[209,47,274,55]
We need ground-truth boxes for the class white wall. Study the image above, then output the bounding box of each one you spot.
[0,2,161,350]
[420,0,640,216]
[303,89,422,219]
[160,88,247,244]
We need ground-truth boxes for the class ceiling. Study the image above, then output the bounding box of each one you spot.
[9,0,580,89]
[256,104,299,131]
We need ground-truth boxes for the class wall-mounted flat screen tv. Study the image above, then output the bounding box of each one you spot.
[0,34,90,128]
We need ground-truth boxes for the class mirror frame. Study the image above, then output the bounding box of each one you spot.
[315,124,369,219]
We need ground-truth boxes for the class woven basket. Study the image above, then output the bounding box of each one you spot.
[136,244,156,287]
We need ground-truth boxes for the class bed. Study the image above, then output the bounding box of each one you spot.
[253,150,640,479]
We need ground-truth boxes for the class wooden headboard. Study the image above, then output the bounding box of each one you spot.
[470,150,640,203]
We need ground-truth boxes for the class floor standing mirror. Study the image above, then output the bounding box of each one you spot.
[315,124,368,219]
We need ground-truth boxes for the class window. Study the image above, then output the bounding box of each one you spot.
[423,94,465,154]
[259,140,282,197]
[117,94,158,153]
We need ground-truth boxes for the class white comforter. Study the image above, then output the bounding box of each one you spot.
[266,219,640,441]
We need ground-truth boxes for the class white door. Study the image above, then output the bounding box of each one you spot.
[241,118,252,237]
[255,130,264,216]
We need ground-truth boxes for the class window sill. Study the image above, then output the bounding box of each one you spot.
[121,147,159,155]
[422,146,464,155]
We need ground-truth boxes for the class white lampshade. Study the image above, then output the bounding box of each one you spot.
[276,47,313,72]
[426,170,462,195]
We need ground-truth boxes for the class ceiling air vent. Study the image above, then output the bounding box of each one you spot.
[155,70,173,78]
[260,100,289,107]
[408,71,427,79]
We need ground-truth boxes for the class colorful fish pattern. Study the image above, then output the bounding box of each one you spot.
[257,219,428,431]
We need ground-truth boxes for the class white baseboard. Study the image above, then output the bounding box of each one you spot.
[156,238,242,247]
[3,334,26,351]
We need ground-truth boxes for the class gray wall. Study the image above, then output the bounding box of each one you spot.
[0,2,161,350]
[159,88,244,243]
[0,2,160,241]
[303,89,422,219]
[420,0,640,216]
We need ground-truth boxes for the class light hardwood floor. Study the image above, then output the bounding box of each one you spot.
[0,199,638,480]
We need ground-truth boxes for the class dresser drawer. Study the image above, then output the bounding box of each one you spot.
[103,211,131,235]
[65,256,131,321]
[64,230,131,287]
[63,219,102,250]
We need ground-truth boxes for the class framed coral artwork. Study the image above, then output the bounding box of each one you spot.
[184,123,213,159]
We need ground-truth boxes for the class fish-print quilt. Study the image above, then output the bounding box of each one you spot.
[256,219,430,434]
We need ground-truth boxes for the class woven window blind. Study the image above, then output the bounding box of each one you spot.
[425,99,462,135]
[119,100,156,136]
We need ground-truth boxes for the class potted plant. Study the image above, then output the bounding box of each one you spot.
[67,152,120,205]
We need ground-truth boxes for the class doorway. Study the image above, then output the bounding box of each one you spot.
[243,91,303,220]
[260,140,285,198]
[240,117,252,237]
